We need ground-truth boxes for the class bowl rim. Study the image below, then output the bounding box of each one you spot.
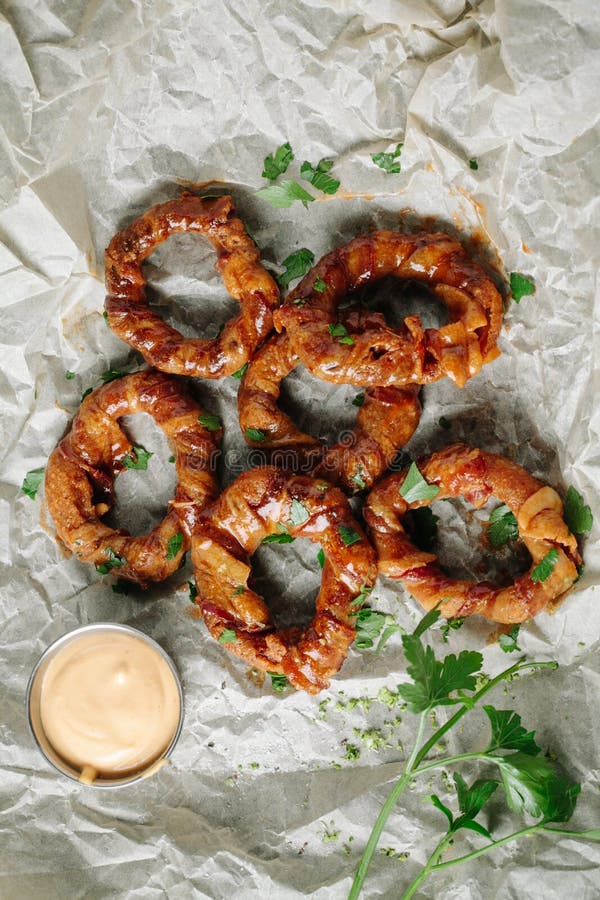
[26,621,185,789]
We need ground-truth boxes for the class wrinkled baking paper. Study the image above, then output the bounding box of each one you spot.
[1,0,599,897]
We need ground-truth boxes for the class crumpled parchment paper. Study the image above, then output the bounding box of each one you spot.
[1,1,599,897]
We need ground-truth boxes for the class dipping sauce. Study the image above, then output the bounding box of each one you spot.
[29,626,182,785]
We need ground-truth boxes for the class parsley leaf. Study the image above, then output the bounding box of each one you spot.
[399,462,440,504]
[469,158,479,171]
[354,609,391,650]
[412,606,442,638]
[531,548,559,583]
[81,387,93,402]
[371,143,403,174]
[245,427,266,442]
[498,624,521,653]
[484,706,541,756]
[198,413,222,432]
[430,794,454,828]
[328,322,355,346]
[352,393,365,407]
[21,467,45,500]
[100,368,125,383]
[256,180,315,209]
[289,498,310,526]
[300,158,340,195]
[232,585,245,596]
[454,772,498,820]
[269,671,289,692]
[510,272,536,303]
[351,583,373,607]
[493,752,561,818]
[398,634,482,713]
[488,504,519,547]
[262,142,294,180]
[95,546,127,574]
[440,617,465,642]
[314,277,328,293]
[218,628,238,644]
[277,248,315,288]
[338,525,361,546]
[188,580,198,602]
[168,455,175,463]
[231,363,249,380]
[166,532,184,560]
[122,445,153,471]
[65,370,75,380]
[317,548,325,568]
[564,486,593,534]
[262,532,295,544]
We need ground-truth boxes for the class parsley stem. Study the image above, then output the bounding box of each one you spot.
[412,660,557,769]
[414,751,488,776]
[401,832,454,900]
[348,712,427,900]
[431,824,541,871]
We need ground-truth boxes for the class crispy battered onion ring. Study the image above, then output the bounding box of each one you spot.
[45,371,220,586]
[364,443,581,624]
[105,193,280,378]
[237,320,421,494]
[273,231,503,388]
[191,466,377,693]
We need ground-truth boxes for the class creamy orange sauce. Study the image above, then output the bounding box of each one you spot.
[39,631,181,780]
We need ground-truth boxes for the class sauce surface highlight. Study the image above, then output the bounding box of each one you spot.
[39,631,181,778]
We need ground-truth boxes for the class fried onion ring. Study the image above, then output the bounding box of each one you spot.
[45,371,220,586]
[105,193,280,377]
[190,466,377,693]
[237,320,421,494]
[364,443,581,623]
[273,231,503,388]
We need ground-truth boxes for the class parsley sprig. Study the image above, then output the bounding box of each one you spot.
[348,607,599,899]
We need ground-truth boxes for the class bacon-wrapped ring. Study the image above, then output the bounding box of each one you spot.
[191,467,378,693]
[364,443,581,624]
[45,371,220,586]
[105,193,280,378]
[273,231,503,388]
[238,318,421,494]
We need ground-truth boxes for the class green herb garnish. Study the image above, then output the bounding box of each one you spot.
[510,272,536,303]
[100,368,125,383]
[65,371,75,380]
[231,363,249,380]
[289,498,310,526]
[338,525,361,546]
[122,445,153,471]
[245,427,266,442]
[314,277,328,293]
[351,465,366,490]
[488,504,519,547]
[498,624,521,653]
[300,158,340,195]
[371,142,403,174]
[352,393,365,408]
[166,532,184,561]
[188,580,198,602]
[95,546,127,574]
[276,248,315,288]
[564,486,593,535]
[399,462,440,504]
[198,413,222,432]
[328,322,355,346]
[21,467,45,500]
[218,629,238,644]
[317,548,325,568]
[262,532,295,544]
[269,672,289,692]
[256,180,315,209]
[531,548,559,583]
[469,158,479,170]
[262,142,294,180]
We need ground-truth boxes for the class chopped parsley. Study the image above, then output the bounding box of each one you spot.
[531,548,559,583]
[300,158,340,195]
[198,413,222,432]
[262,142,294,180]
[262,532,295,544]
[188,580,198,602]
[510,272,536,303]
[498,624,521,653]
[440,617,465,642]
[289,498,310,526]
[564,486,593,534]
[65,371,75,380]
[399,463,440,504]
[276,248,315,288]
[166,532,184,560]
[352,393,365,408]
[21,467,45,500]
[371,142,403,174]
[469,158,479,170]
[245,427,266,442]
[269,672,289,692]
[256,180,315,209]
[338,525,361,546]
[317,548,325,568]
[350,465,367,491]
[218,629,238,644]
[231,363,249,380]
[100,368,125,383]
[314,277,328,293]
[232,585,245,596]
[488,504,519,547]
[122,445,153,471]
[95,546,127,574]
